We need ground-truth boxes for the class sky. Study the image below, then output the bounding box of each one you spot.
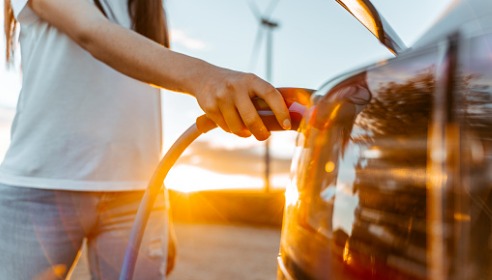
[0,0,453,192]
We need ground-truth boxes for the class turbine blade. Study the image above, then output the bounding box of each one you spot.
[249,27,265,71]
[247,0,262,20]
[265,0,281,19]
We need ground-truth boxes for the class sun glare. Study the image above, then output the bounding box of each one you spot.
[166,164,290,193]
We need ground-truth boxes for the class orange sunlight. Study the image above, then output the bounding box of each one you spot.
[165,164,290,193]
[163,132,296,193]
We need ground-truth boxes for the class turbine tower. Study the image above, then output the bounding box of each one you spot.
[248,0,281,192]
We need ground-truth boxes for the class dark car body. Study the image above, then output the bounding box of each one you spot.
[277,0,492,279]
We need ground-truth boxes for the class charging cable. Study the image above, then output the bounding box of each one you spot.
[119,116,217,280]
[119,88,312,280]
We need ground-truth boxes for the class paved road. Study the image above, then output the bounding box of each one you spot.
[71,223,281,280]
[169,223,281,280]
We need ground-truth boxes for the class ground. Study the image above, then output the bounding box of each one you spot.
[71,223,281,280]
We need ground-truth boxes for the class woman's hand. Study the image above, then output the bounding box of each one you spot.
[193,67,291,140]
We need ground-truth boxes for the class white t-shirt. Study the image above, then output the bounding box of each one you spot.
[0,0,163,191]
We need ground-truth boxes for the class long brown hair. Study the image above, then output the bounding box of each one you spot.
[4,0,16,64]
[3,0,169,64]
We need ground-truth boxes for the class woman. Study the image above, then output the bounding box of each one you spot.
[1,0,291,279]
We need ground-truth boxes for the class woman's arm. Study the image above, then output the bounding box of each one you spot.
[28,0,291,140]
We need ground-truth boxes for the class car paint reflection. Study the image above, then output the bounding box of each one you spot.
[278,31,492,280]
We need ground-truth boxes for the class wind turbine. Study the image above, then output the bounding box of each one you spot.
[247,0,281,193]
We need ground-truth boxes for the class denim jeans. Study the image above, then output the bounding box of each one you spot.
[0,183,170,280]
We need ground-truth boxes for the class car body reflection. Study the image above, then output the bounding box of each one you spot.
[277,0,492,279]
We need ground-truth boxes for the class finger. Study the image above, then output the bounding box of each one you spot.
[235,94,270,141]
[205,111,230,133]
[251,83,291,130]
[220,103,252,138]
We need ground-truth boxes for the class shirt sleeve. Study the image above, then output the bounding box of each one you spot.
[10,0,29,18]
[10,0,38,24]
